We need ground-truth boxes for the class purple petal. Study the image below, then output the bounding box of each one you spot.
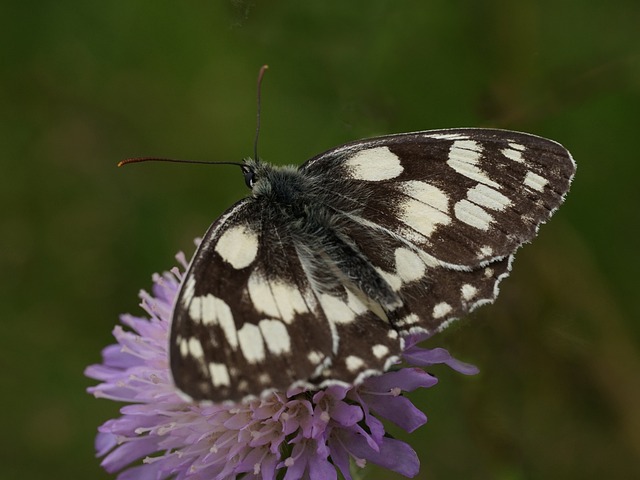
[328,401,362,427]
[404,347,479,375]
[95,432,117,457]
[341,429,420,477]
[367,437,420,477]
[308,452,337,480]
[349,392,385,447]
[365,394,427,433]
[346,423,381,452]
[100,343,141,369]
[362,368,437,393]
[101,437,160,473]
[116,462,164,480]
[282,443,307,480]
[402,333,431,349]
[326,435,352,480]
[260,454,279,480]
[235,447,269,475]
[223,411,253,429]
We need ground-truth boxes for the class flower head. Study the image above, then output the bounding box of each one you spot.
[86,253,478,479]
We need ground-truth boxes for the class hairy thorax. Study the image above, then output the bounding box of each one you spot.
[248,160,402,312]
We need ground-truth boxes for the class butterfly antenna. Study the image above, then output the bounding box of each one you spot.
[253,64,269,161]
[119,67,270,169]
[117,157,244,168]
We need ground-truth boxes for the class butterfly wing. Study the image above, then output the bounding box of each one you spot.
[171,128,575,402]
[300,128,575,334]
[170,199,339,402]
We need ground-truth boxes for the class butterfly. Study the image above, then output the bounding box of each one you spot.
[167,128,575,403]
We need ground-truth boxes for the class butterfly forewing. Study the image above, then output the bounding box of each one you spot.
[301,128,575,266]
[170,200,336,402]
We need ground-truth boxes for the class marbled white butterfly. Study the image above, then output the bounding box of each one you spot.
[163,127,575,403]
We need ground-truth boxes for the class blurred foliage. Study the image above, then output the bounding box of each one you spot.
[1,1,639,479]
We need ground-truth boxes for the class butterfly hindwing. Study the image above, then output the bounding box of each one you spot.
[325,214,515,335]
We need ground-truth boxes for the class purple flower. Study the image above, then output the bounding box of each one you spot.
[85,253,478,479]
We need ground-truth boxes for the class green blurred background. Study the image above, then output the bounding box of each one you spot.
[2,1,639,479]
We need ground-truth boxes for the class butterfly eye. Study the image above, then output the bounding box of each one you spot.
[242,166,256,189]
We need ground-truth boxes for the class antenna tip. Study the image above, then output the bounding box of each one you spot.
[257,65,269,82]
[117,160,126,167]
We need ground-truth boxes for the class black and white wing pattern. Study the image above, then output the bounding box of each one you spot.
[170,128,575,403]
[171,200,335,402]
[301,128,575,335]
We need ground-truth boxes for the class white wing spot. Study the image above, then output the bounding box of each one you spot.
[188,296,202,322]
[375,267,402,292]
[208,362,231,387]
[388,330,399,339]
[399,198,451,238]
[248,272,309,324]
[448,140,500,188]
[214,224,259,269]
[480,246,494,257]
[193,294,237,348]
[425,132,469,140]
[271,281,309,324]
[450,140,482,162]
[398,181,452,238]
[187,337,204,359]
[524,171,548,192]
[433,302,453,319]
[508,142,526,151]
[461,284,478,301]
[319,294,356,324]
[308,350,324,364]
[193,296,208,322]
[396,313,420,327]
[437,317,459,332]
[248,272,278,317]
[200,294,229,326]
[484,267,494,278]
[400,180,450,212]
[237,323,266,363]
[501,146,525,163]
[258,319,291,355]
[467,184,512,211]
[179,338,189,357]
[394,248,426,283]
[454,199,493,230]
[346,355,365,372]
[372,344,390,359]
[217,301,237,349]
[345,146,403,181]
[181,276,196,306]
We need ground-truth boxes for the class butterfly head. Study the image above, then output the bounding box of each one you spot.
[241,158,306,205]
[241,158,275,191]
[241,161,258,189]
